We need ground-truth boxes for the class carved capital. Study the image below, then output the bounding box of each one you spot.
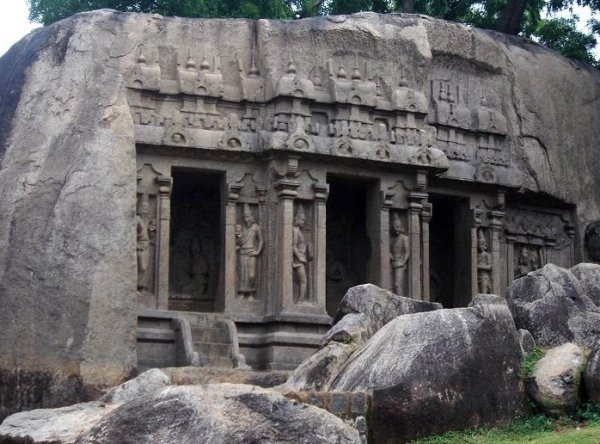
[271,156,300,179]
[157,176,173,196]
[312,183,329,202]
[382,190,395,209]
[415,170,428,192]
[274,179,300,199]
[227,183,244,202]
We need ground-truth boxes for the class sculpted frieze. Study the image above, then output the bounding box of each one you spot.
[125,47,456,171]
[505,207,574,249]
[276,60,315,99]
[431,81,471,130]
[238,57,265,102]
[326,61,377,106]
[391,76,428,114]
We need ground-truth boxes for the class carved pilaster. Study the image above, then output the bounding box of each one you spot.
[421,202,432,302]
[156,176,172,310]
[506,235,517,284]
[472,209,483,297]
[223,183,243,313]
[408,192,425,300]
[381,191,395,291]
[275,178,300,313]
[490,210,504,294]
[312,183,329,312]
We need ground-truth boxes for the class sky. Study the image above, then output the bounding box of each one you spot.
[0,0,41,57]
[0,0,599,58]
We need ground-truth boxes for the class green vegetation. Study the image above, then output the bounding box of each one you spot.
[411,404,600,444]
[521,346,546,378]
[26,0,600,67]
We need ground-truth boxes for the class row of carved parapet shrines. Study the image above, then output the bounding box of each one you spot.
[126,46,433,111]
[430,80,508,136]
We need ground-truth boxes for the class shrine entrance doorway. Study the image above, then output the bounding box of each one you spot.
[429,194,472,308]
[325,176,373,316]
[169,168,223,312]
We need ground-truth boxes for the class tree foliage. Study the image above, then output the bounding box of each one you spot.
[27,0,599,66]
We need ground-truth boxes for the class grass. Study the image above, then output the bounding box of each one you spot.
[410,404,600,444]
[520,346,546,378]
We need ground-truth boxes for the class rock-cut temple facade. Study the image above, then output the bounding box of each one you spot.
[0,10,599,412]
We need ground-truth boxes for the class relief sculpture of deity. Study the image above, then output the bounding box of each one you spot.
[515,245,541,278]
[136,194,156,290]
[477,229,493,294]
[236,203,263,299]
[390,212,409,296]
[293,205,312,302]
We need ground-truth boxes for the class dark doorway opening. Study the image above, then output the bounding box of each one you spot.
[326,176,371,316]
[169,169,223,312]
[429,194,471,308]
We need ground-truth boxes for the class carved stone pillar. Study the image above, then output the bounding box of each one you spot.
[223,183,243,313]
[310,184,328,311]
[380,191,394,291]
[136,163,171,310]
[506,235,516,284]
[156,176,172,310]
[490,210,504,294]
[275,178,300,313]
[408,193,425,300]
[471,209,483,297]
[368,189,394,290]
[421,202,432,302]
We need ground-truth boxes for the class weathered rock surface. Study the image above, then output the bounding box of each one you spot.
[584,346,600,405]
[162,366,289,388]
[99,368,170,404]
[528,343,584,415]
[0,11,137,418]
[506,263,600,348]
[570,263,600,307]
[326,284,442,346]
[286,284,441,391]
[285,342,358,391]
[327,300,525,442]
[79,384,359,443]
[0,401,117,444]
[518,329,536,356]
[0,382,360,444]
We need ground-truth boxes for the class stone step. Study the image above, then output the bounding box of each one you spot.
[194,342,233,358]
[137,327,176,342]
[197,357,235,369]
[190,327,232,344]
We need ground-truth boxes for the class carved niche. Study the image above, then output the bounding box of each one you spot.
[136,163,172,308]
[585,221,600,262]
[292,200,314,304]
[232,173,267,301]
[476,228,493,294]
[390,210,410,296]
[505,206,575,277]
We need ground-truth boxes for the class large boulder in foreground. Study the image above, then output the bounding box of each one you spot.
[286,284,441,391]
[528,343,584,415]
[0,382,360,443]
[326,284,442,346]
[0,401,117,444]
[327,297,525,442]
[79,384,359,444]
[570,263,600,307]
[584,345,600,405]
[506,263,600,349]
